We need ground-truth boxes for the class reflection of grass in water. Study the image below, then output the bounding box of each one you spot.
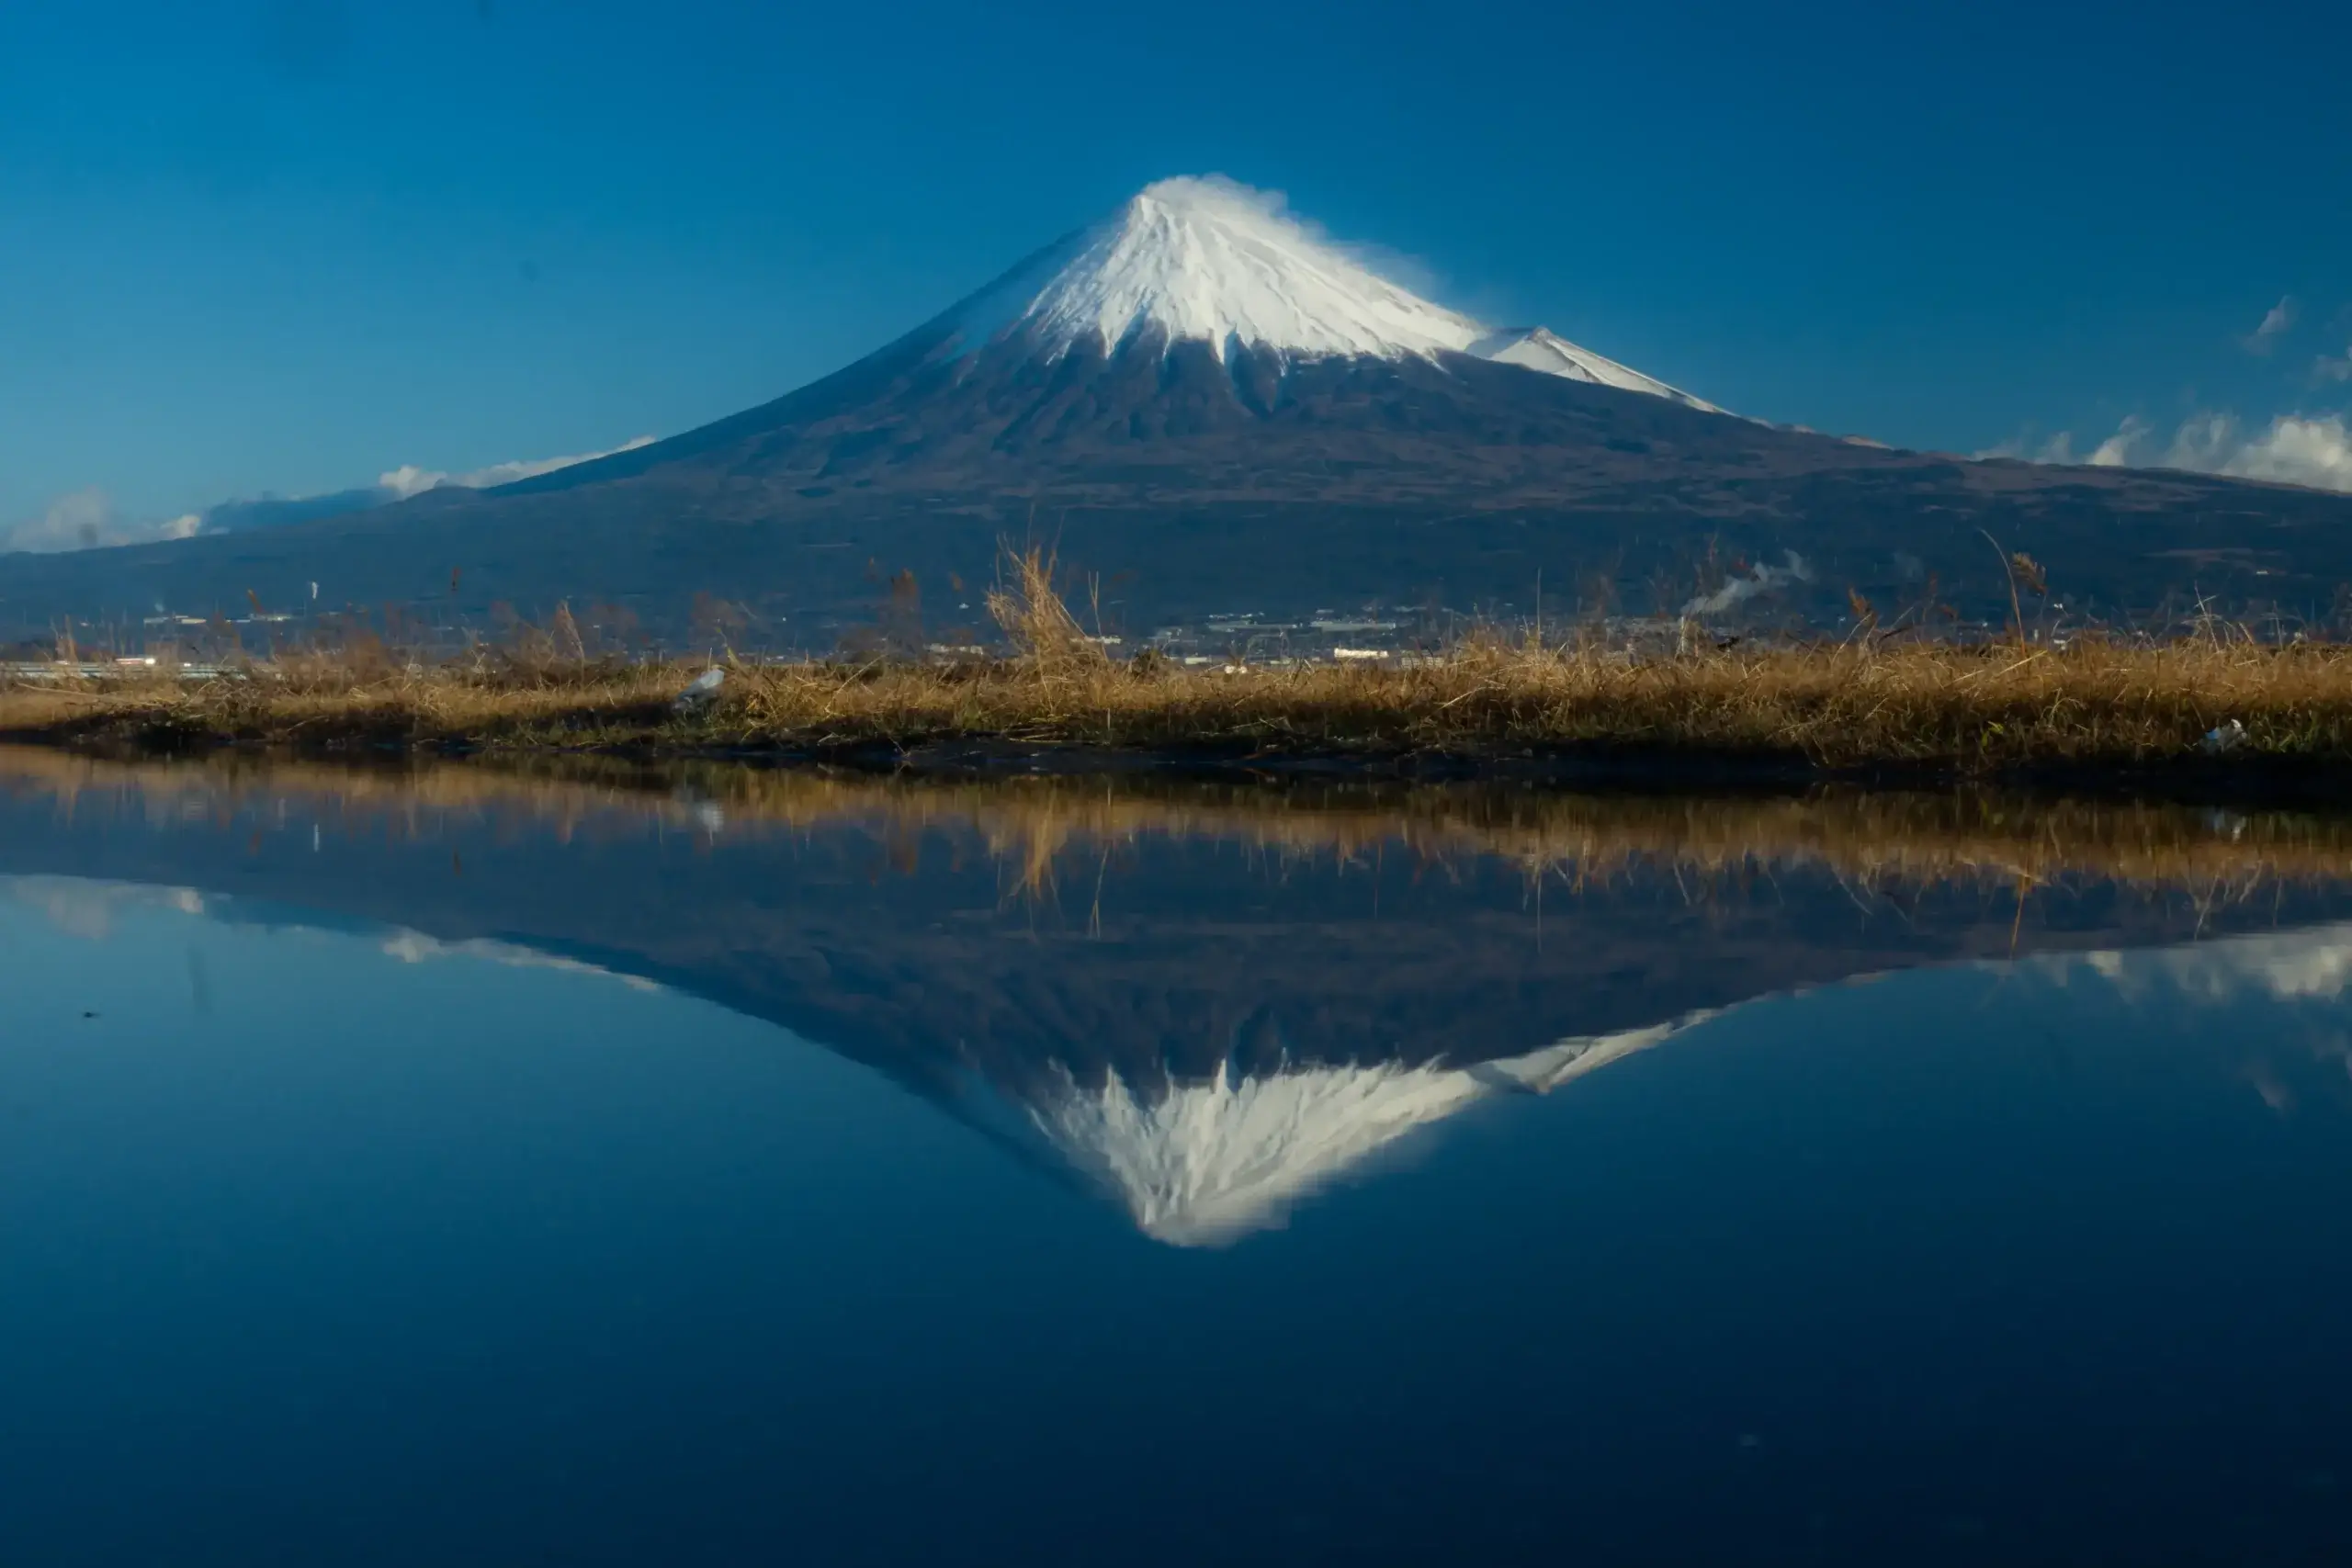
[6,744,2351,904]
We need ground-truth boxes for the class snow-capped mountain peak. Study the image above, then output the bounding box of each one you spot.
[953,175,1716,409]
[961,175,1484,364]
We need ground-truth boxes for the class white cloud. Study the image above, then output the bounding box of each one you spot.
[2317,346,2352,384]
[2087,415,2149,467]
[7,434,666,555]
[2160,413,2238,471]
[1,488,206,554]
[2243,296,2297,355]
[2207,413,2352,491]
[2065,411,2352,493]
[4,876,205,941]
[378,434,656,500]
[6,487,114,552]
[2007,408,2352,494]
[375,465,441,501]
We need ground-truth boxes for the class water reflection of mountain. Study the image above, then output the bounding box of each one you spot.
[9,750,2352,1240]
[974,1014,1720,1244]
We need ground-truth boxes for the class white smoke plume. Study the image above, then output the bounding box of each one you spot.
[1682,551,1814,616]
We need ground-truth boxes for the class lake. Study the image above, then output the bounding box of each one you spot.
[5,750,2352,1565]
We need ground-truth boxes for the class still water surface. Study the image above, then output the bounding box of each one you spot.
[6,753,2352,1564]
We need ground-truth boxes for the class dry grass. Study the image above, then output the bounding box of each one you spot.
[11,553,2352,773]
[10,638,2352,773]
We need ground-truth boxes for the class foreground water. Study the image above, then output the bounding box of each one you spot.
[6,754,2352,1564]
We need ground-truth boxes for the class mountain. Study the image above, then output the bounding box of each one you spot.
[197,487,394,536]
[9,175,2352,643]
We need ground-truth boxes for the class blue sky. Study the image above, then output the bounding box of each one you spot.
[4,0,2348,539]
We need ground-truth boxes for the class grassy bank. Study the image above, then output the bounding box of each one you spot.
[10,558,2352,777]
[10,637,2352,776]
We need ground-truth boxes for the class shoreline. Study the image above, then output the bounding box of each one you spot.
[6,721,2351,813]
[10,740,2352,888]
[9,630,2352,807]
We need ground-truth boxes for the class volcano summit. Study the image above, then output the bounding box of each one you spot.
[933,175,1715,408]
[10,175,2352,641]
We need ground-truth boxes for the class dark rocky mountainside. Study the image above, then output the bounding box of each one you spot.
[10,329,2350,646]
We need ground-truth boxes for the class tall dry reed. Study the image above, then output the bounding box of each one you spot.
[10,561,2352,769]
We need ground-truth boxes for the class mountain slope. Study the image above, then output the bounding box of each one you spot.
[7,175,2352,641]
[1469,326,1717,410]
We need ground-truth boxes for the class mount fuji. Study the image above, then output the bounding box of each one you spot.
[11,175,2352,640]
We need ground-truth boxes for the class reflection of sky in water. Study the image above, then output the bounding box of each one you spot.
[8,876,2352,1563]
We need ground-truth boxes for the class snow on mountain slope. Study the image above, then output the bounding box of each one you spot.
[1021,1010,1722,1247]
[953,175,1715,408]
[1469,326,1718,412]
